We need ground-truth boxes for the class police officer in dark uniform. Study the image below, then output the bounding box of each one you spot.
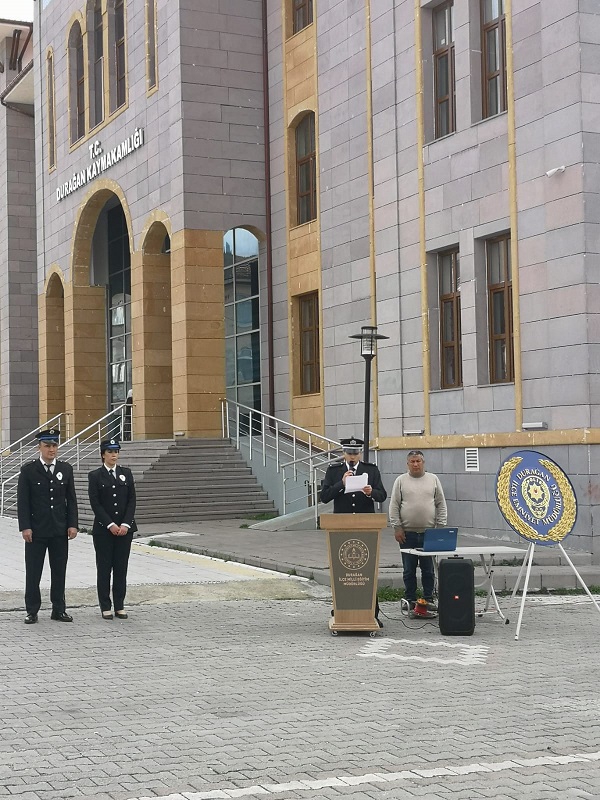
[17,428,79,625]
[321,437,387,625]
[320,437,387,513]
[88,439,137,620]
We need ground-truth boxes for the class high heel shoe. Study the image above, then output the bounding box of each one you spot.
[102,611,113,620]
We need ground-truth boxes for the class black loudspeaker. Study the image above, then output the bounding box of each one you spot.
[438,558,475,636]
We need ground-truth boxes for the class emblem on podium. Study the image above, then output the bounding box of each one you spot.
[339,539,369,571]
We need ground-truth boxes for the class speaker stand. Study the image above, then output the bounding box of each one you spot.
[511,542,600,640]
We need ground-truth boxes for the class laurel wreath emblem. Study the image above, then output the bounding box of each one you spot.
[496,456,576,543]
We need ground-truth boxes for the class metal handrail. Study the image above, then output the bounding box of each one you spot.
[0,413,68,484]
[221,399,341,451]
[221,398,384,525]
[1,404,128,518]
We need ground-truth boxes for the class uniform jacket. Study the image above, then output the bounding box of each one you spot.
[320,461,387,514]
[17,459,78,537]
[88,465,137,536]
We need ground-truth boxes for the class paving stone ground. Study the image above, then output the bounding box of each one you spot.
[2,517,600,800]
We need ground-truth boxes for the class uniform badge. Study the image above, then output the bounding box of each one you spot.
[119,474,126,481]
[56,471,63,481]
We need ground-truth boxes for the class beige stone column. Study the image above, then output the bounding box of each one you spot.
[39,276,65,424]
[64,282,107,435]
[170,229,225,437]
[131,245,173,439]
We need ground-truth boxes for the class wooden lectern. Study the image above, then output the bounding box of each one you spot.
[321,513,387,635]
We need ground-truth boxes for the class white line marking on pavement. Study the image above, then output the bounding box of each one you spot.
[357,636,489,665]
[126,750,600,800]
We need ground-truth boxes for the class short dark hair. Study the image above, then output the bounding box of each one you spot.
[407,450,424,457]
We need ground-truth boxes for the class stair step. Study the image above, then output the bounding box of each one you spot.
[1,436,279,521]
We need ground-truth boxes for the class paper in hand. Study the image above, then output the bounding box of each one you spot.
[345,473,369,493]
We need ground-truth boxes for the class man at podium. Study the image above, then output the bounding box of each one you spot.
[321,437,387,627]
[321,437,387,513]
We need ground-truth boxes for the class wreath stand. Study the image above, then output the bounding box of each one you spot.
[510,541,600,640]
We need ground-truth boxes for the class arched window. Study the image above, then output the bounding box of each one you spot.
[114,0,126,108]
[295,113,317,225]
[68,22,85,144]
[47,50,56,168]
[89,0,104,127]
[146,0,157,91]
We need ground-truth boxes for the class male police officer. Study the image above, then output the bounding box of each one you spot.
[88,439,137,619]
[18,429,78,624]
[321,437,387,626]
[320,437,387,512]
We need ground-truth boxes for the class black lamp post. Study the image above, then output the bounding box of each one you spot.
[349,325,389,463]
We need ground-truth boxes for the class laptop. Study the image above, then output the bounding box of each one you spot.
[419,527,458,552]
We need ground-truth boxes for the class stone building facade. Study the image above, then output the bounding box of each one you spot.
[3,0,599,554]
[0,19,37,445]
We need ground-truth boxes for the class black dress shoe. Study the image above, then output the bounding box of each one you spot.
[114,611,128,619]
[51,611,73,622]
[102,612,113,620]
[24,613,38,625]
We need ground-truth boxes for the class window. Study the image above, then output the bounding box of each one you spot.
[107,205,132,408]
[91,0,104,127]
[114,0,126,109]
[433,3,455,138]
[487,234,513,383]
[295,113,317,225]
[224,229,261,420]
[69,22,85,144]
[146,0,157,91]
[299,293,320,394]
[293,0,313,34]
[47,51,56,169]
[481,0,507,118]
[439,249,461,388]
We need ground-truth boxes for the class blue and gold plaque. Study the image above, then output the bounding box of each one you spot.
[496,450,577,546]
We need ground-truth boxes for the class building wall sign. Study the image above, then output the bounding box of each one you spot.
[55,128,145,202]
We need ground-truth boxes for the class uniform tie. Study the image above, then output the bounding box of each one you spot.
[109,469,115,480]
[45,464,53,475]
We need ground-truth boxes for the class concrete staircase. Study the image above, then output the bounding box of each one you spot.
[74,438,276,528]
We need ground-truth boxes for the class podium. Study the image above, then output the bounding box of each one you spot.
[321,513,387,635]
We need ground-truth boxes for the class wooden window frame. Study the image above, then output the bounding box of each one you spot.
[47,51,56,169]
[487,234,514,384]
[433,2,455,139]
[115,0,126,109]
[439,249,462,389]
[481,0,507,119]
[299,293,320,395]
[295,113,317,226]
[69,23,86,145]
[92,0,104,127]
[293,0,313,35]
[146,0,158,92]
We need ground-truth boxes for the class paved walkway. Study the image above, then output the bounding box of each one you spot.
[0,517,319,613]
[4,514,600,800]
[139,519,600,592]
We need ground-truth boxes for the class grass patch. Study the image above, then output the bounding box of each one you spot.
[377,585,600,602]
[246,512,278,521]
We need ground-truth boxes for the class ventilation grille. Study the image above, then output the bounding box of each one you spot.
[465,447,480,472]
